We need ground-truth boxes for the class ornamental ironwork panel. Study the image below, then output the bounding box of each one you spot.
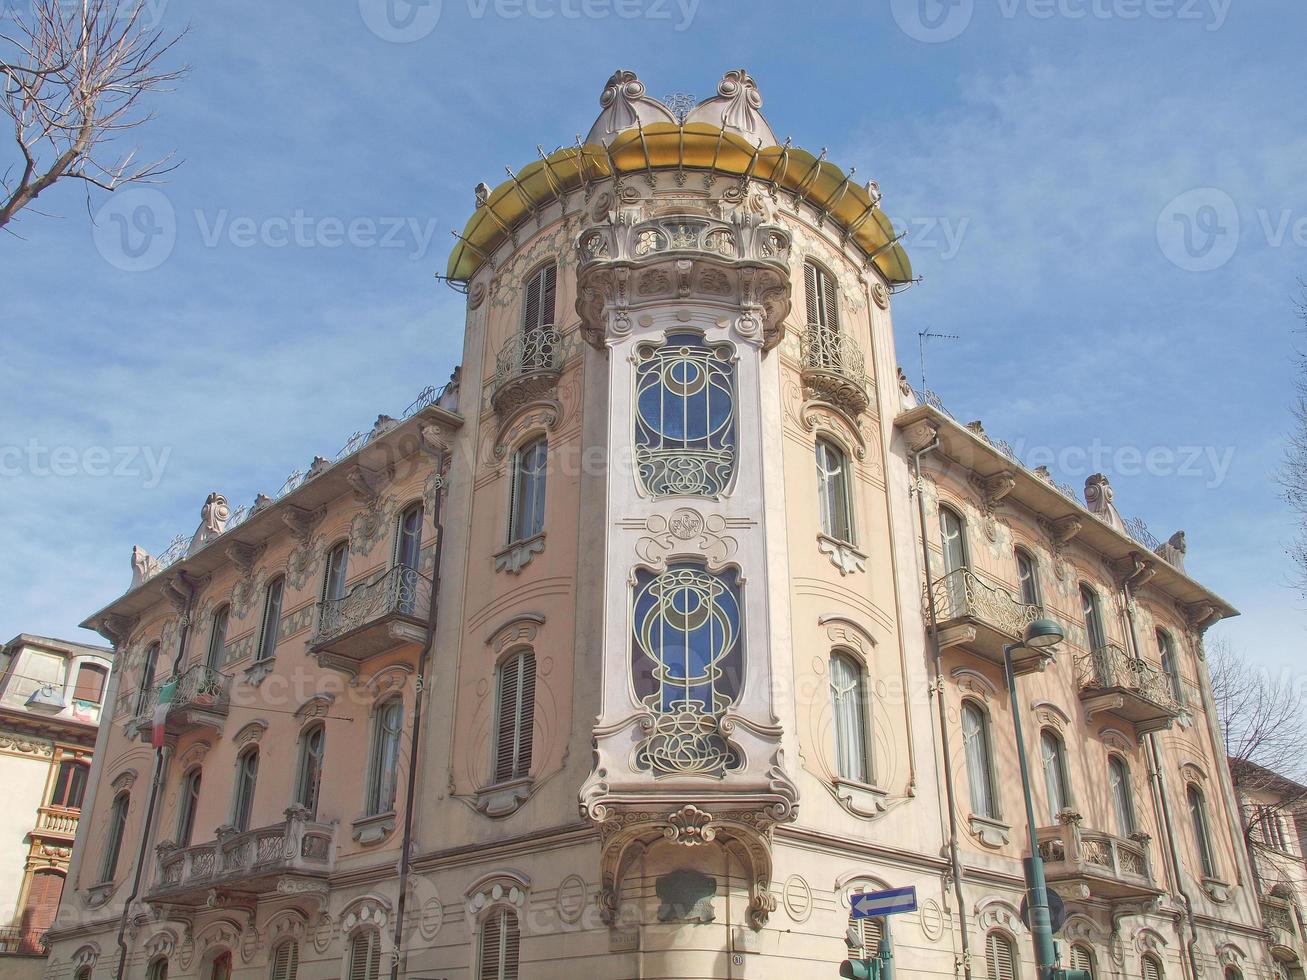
[634,333,736,498]
[925,567,1042,639]
[631,563,743,778]
[1076,642,1180,712]
[314,565,432,644]
[490,327,565,413]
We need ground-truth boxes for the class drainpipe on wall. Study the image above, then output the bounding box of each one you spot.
[114,573,195,980]
[911,437,975,980]
[1119,558,1201,980]
[390,451,447,980]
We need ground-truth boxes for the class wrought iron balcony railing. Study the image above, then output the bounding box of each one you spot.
[149,810,334,905]
[1263,897,1303,954]
[116,664,233,739]
[1076,642,1180,733]
[924,566,1047,672]
[1037,818,1159,900]
[799,327,870,416]
[490,327,565,415]
[310,565,432,669]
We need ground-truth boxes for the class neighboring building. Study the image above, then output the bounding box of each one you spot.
[44,68,1278,979]
[1229,759,1307,978]
[0,634,112,970]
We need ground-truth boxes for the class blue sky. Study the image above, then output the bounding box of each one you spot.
[1,0,1303,675]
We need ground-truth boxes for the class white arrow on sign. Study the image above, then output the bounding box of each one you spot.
[851,886,918,919]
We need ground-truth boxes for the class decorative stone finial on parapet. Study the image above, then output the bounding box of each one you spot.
[1156,530,1187,571]
[584,69,677,146]
[685,69,777,148]
[474,182,490,209]
[187,492,230,555]
[131,544,160,588]
[1084,473,1124,530]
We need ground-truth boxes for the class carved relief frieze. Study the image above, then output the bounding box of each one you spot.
[619,508,749,570]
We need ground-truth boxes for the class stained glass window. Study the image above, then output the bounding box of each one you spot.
[634,332,735,498]
[632,562,743,777]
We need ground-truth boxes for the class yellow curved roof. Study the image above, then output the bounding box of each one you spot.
[446,123,912,285]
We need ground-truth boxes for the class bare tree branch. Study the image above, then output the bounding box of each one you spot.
[0,0,187,231]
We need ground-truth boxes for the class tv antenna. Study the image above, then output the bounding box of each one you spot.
[918,328,960,396]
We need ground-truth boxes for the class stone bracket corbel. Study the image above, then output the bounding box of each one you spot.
[281,505,326,545]
[973,470,1016,514]
[224,541,265,577]
[345,464,392,506]
[903,419,940,453]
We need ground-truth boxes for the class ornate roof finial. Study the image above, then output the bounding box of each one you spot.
[686,68,777,148]
[1084,473,1125,530]
[584,69,676,146]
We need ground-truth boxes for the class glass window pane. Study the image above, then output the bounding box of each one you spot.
[816,441,853,543]
[829,654,869,783]
[963,703,995,819]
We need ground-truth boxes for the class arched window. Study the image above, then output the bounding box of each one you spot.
[521,263,556,333]
[1080,586,1107,651]
[1142,953,1165,980]
[76,968,92,980]
[1225,968,1244,980]
[295,724,325,819]
[1070,944,1096,978]
[1157,629,1183,704]
[206,605,230,669]
[478,907,521,980]
[829,652,871,784]
[1015,548,1040,606]
[232,748,258,832]
[323,541,350,604]
[72,662,107,704]
[985,930,1019,980]
[136,641,161,716]
[1040,729,1072,821]
[367,699,403,815]
[1187,784,1217,877]
[269,939,300,980]
[347,928,382,980]
[634,332,736,498]
[19,868,63,952]
[209,951,232,980]
[50,759,90,809]
[257,576,285,662]
[847,902,883,960]
[816,439,854,543]
[99,790,129,882]
[962,700,998,819]
[177,766,202,844]
[939,506,968,574]
[804,260,839,333]
[146,957,169,980]
[508,438,548,541]
[494,651,536,784]
[1108,755,1136,836]
[396,503,424,570]
[631,562,743,778]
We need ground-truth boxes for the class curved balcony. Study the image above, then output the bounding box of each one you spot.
[1038,817,1161,902]
[924,567,1047,674]
[309,565,431,673]
[117,664,232,741]
[147,810,334,908]
[490,328,564,417]
[799,327,870,417]
[1076,643,1180,734]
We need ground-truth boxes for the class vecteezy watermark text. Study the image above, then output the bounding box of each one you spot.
[0,440,171,489]
[1157,187,1307,272]
[358,0,699,43]
[891,0,1231,43]
[1010,438,1235,489]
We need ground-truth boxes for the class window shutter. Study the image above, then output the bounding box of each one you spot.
[540,264,556,328]
[1070,945,1094,977]
[271,941,299,980]
[72,664,106,703]
[821,267,839,332]
[349,931,379,980]
[502,911,521,980]
[20,869,63,950]
[517,653,536,777]
[1143,954,1163,980]
[495,658,521,783]
[850,913,882,957]
[804,263,819,327]
[479,912,503,980]
[986,932,1017,980]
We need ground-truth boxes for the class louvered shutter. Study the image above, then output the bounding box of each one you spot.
[539,265,556,328]
[20,870,63,951]
[986,932,1017,980]
[804,263,820,327]
[853,913,882,957]
[1142,955,1163,980]
[821,266,839,332]
[271,941,299,980]
[1070,944,1094,977]
[72,664,106,703]
[502,911,521,980]
[494,659,520,783]
[349,931,379,980]
[522,273,540,334]
[516,653,536,777]
[479,912,503,980]
[368,932,382,980]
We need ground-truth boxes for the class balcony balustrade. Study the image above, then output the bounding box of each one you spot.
[116,663,233,741]
[34,805,79,839]
[1263,897,1304,957]
[0,927,48,955]
[799,327,870,417]
[1076,642,1181,734]
[147,810,334,908]
[924,566,1049,674]
[309,564,431,673]
[1037,816,1161,902]
[490,327,565,417]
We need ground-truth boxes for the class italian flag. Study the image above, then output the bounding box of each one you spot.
[152,679,178,748]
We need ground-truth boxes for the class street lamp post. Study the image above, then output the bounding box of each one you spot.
[1000,618,1090,980]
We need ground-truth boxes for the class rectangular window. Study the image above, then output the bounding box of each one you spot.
[100,792,129,882]
[508,439,547,543]
[257,578,284,662]
[494,652,536,783]
[478,909,521,980]
[232,750,258,832]
[816,440,853,544]
[804,261,839,333]
[206,606,229,669]
[72,663,107,703]
[522,265,557,333]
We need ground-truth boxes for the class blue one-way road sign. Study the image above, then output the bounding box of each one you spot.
[850,886,918,919]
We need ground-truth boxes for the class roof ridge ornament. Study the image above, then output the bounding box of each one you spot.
[584,69,676,146]
[686,68,777,148]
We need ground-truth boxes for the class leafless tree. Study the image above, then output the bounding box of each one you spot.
[0,0,186,232]
[1284,280,1307,597]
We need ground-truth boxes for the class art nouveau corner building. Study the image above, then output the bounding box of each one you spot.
[45,70,1291,980]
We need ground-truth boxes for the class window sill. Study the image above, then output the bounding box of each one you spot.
[473,777,534,818]
[86,879,118,908]
[817,534,867,576]
[242,658,276,687]
[1201,876,1233,903]
[351,810,396,846]
[968,813,1011,849]
[495,532,546,575]
[831,778,889,818]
